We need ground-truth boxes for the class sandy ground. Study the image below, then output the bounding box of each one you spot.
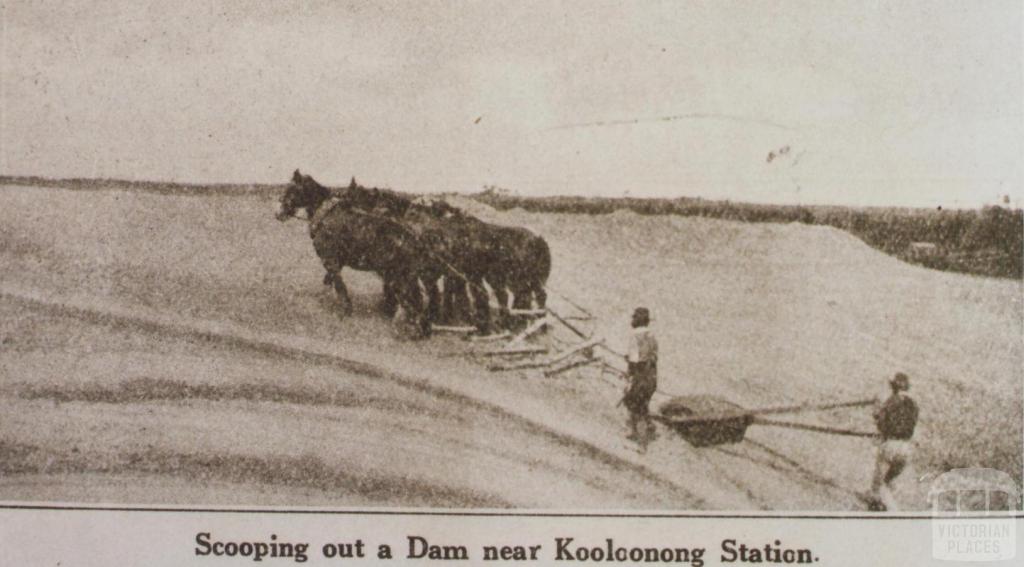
[0,184,1020,510]
[0,299,685,509]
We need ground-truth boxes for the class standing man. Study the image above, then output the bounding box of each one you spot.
[623,307,659,450]
[869,372,919,511]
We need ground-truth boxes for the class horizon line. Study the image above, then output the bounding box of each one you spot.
[0,173,1017,213]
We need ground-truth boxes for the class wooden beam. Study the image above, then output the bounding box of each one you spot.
[432,325,477,334]
[547,290,595,320]
[661,398,877,425]
[752,417,877,439]
[509,308,547,317]
[546,307,589,340]
[543,357,599,377]
[478,345,549,357]
[508,316,549,344]
[546,337,604,366]
[489,340,600,371]
[467,331,511,342]
[488,360,551,372]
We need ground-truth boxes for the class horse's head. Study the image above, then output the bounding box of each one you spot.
[277,169,330,221]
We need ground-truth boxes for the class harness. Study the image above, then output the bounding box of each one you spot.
[308,197,344,240]
[303,199,557,319]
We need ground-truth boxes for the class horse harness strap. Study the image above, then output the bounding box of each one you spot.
[309,197,344,240]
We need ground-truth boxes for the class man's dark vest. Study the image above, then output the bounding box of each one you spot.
[879,395,918,440]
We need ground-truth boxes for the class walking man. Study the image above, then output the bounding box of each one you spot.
[869,372,919,511]
[623,307,658,450]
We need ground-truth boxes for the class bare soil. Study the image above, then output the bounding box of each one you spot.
[0,184,1019,510]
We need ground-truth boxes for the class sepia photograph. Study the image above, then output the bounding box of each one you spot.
[1,0,1021,528]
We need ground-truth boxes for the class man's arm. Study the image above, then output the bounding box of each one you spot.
[625,332,639,363]
[873,396,892,429]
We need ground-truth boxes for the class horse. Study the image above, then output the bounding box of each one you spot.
[492,224,550,312]
[327,177,478,327]
[320,176,505,330]
[312,180,506,334]
[401,205,551,331]
[278,170,551,334]
[276,169,439,337]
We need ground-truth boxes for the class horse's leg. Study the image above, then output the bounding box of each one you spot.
[440,276,455,324]
[469,277,491,335]
[507,282,534,332]
[424,274,441,334]
[491,278,512,330]
[533,281,548,309]
[456,278,472,324]
[522,280,548,334]
[511,282,532,310]
[319,256,352,316]
[380,275,398,316]
[332,273,353,316]
[438,277,450,324]
[445,277,468,324]
[395,276,427,340]
[318,254,340,289]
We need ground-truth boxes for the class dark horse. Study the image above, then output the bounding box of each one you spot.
[276,170,439,336]
[402,204,551,329]
[277,170,551,334]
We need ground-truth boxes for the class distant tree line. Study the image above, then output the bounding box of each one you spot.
[3,175,1019,279]
[0,175,279,197]
[470,187,1023,280]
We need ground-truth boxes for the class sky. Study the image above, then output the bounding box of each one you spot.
[1,0,1021,207]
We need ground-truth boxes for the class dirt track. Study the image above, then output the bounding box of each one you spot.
[1,184,1020,510]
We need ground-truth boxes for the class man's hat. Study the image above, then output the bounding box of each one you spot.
[890,372,910,391]
[632,307,651,324]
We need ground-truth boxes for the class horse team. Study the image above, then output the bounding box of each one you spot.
[275,170,551,337]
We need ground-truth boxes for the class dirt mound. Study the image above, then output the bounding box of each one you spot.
[1,184,1019,509]
[501,207,1022,502]
[435,193,501,219]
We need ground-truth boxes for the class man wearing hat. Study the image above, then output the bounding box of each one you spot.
[623,307,659,449]
[869,372,919,511]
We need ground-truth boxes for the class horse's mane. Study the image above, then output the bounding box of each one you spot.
[341,178,469,220]
[329,178,409,215]
[295,171,468,220]
[405,200,459,219]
